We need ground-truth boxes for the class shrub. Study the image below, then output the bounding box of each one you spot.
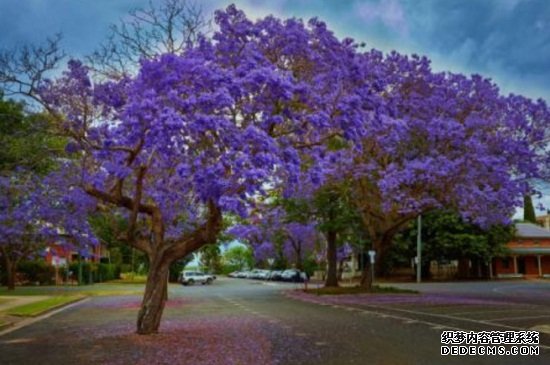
[17,261,55,285]
[97,263,121,282]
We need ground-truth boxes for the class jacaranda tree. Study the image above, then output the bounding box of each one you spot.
[0,169,97,289]
[230,204,320,271]
[39,5,360,334]
[322,52,549,287]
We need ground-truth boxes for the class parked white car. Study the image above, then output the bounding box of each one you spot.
[180,271,215,286]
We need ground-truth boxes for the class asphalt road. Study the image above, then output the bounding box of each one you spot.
[0,279,549,365]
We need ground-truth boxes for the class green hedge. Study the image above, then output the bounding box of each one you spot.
[68,262,121,284]
[97,263,121,282]
[17,261,56,285]
[8,261,121,286]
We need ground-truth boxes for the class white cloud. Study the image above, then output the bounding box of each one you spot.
[354,0,408,36]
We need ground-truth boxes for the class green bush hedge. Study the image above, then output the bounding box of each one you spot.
[8,260,121,286]
[68,262,121,284]
[17,261,56,285]
[98,263,121,282]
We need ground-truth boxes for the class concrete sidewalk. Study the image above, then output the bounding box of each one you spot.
[0,295,52,331]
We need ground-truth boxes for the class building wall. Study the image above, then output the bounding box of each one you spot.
[536,215,550,230]
[523,256,539,276]
[542,256,550,274]
[45,243,105,265]
[494,258,516,275]
[507,238,550,249]
[493,233,550,278]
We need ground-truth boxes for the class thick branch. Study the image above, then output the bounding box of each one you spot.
[84,185,156,215]
[127,166,148,241]
[164,200,222,260]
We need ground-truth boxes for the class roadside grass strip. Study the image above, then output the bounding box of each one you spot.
[109,273,148,284]
[304,285,418,296]
[0,288,52,296]
[6,295,85,317]
[78,289,143,296]
[0,284,144,298]
[0,318,11,329]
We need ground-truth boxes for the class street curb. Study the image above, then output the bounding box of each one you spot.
[7,295,87,318]
[0,297,90,337]
[0,321,13,331]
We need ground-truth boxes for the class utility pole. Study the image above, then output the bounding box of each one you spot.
[416,215,422,283]
[78,254,83,285]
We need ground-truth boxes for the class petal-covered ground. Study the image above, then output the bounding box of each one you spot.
[75,317,274,365]
[1,293,322,365]
[285,290,513,307]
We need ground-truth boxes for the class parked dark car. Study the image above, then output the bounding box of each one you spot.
[268,270,284,281]
[281,269,308,282]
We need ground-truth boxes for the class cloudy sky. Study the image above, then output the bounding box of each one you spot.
[1,0,548,215]
[2,0,550,101]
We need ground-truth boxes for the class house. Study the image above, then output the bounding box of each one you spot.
[493,223,550,278]
[44,242,107,266]
[537,214,550,230]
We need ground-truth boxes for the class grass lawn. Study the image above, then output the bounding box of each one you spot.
[109,274,148,284]
[0,283,145,297]
[305,285,418,295]
[0,297,13,304]
[6,295,85,317]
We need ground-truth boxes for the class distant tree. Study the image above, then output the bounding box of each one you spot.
[0,171,97,289]
[311,185,363,287]
[222,245,254,271]
[199,244,222,274]
[323,56,549,288]
[0,94,65,174]
[523,195,537,223]
[392,210,513,279]
[0,94,83,290]
[169,255,194,282]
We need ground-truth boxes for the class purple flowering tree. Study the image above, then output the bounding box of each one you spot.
[38,5,361,334]
[0,170,97,290]
[228,206,282,265]
[280,222,319,271]
[322,53,550,288]
[0,176,47,290]
[231,215,319,271]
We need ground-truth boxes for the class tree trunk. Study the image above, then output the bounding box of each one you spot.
[136,253,170,335]
[296,247,303,272]
[523,195,537,223]
[457,258,470,279]
[359,260,373,290]
[324,230,338,287]
[3,255,16,290]
[375,242,390,278]
[359,237,390,290]
[8,265,16,290]
[337,259,345,280]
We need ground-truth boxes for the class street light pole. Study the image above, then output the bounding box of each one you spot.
[416,215,422,283]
